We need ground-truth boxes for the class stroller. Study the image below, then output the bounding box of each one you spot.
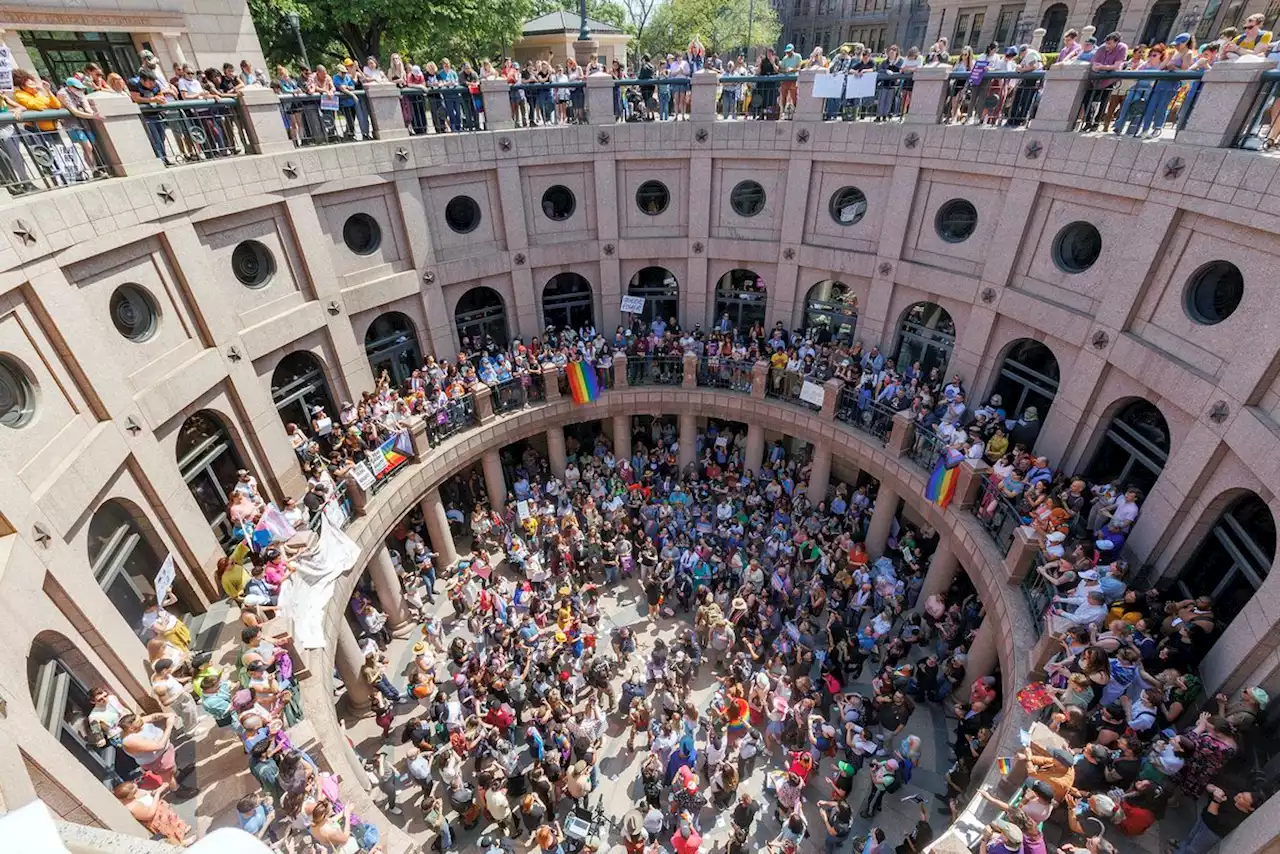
[563,794,608,854]
[625,86,652,122]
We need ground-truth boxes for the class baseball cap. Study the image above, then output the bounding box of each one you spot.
[65,77,86,89]
[1004,47,1018,56]
[1173,32,1192,44]
[785,43,795,51]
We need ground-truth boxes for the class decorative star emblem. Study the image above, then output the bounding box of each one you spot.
[327,300,341,315]
[282,161,298,178]
[603,243,615,256]
[692,242,704,254]
[796,129,809,143]
[124,416,142,435]
[423,270,436,284]
[32,523,51,547]
[878,262,892,276]
[904,132,919,149]
[1164,157,1185,179]
[395,147,409,162]
[1208,400,1230,424]
[227,345,242,362]
[597,131,610,145]
[156,183,175,204]
[12,219,36,246]
[1025,140,1043,159]
[783,248,796,260]
[1091,331,1110,349]
[981,287,997,304]
[499,137,512,151]
[696,129,708,143]
[514,252,526,265]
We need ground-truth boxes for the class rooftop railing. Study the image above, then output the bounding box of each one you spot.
[834,387,895,444]
[424,393,478,447]
[400,84,485,134]
[1073,70,1203,139]
[905,421,948,473]
[699,356,754,392]
[0,109,110,195]
[139,98,246,165]
[278,92,375,146]
[629,354,684,387]
[971,475,1020,557]
[1234,68,1280,149]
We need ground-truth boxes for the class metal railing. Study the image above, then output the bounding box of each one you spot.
[1074,70,1203,139]
[1234,69,1280,149]
[424,394,478,447]
[945,70,1045,128]
[511,81,585,126]
[0,110,110,195]
[400,85,484,134]
[906,422,947,473]
[309,479,353,532]
[834,387,895,444]
[139,99,245,165]
[971,475,1020,557]
[614,76,689,122]
[720,73,799,120]
[629,354,684,386]
[765,367,823,412]
[278,92,375,146]
[1021,553,1054,638]
[816,70,917,122]
[698,356,753,392]
[490,372,545,414]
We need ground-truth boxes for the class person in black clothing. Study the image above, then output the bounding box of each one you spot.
[637,55,656,114]
[895,800,933,853]
[1174,784,1265,854]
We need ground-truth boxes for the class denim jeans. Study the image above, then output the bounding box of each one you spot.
[341,101,370,138]
[659,90,670,120]
[1137,80,1179,134]
[443,94,462,132]
[1113,82,1152,135]
[1173,815,1222,854]
[722,91,738,119]
[375,675,402,702]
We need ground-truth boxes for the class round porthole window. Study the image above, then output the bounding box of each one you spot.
[445,195,481,234]
[730,180,766,217]
[636,180,670,216]
[541,185,576,221]
[0,356,35,428]
[1184,261,1244,325]
[1052,221,1102,273]
[342,213,381,255]
[110,285,159,342]
[935,199,977,243]
[231,240,276,288]
[829,186,868,226]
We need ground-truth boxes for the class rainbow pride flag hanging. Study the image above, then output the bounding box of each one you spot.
[566,360,601,404]
[996,756,1014,776]
[924,448,963,509]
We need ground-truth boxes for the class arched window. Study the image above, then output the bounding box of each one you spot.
[1092,0,1123,37]
[542,273,595,333]
[1174,493,1275,624]
[364,312,421,388]
[989,339,1060,432]
[627,267,680,329]
[1039,2,1069,50]
[28,633,127,785]
[1140,0,1181,44]
[271,351,336,431]
[804,280,858,344]
[88,500,181,636]
[176,411,245,549]
[893,302,955,377]
[714,269,768,332]
[1085,399,1171,495]
[455,286,510,352]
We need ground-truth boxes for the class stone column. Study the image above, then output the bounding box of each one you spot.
[363,81,409,140]
[367,546,410,637]
[682,352,698,387]
[821,378,843,420]
[1179,58,1271,148]
[335,620,373,715]
[613,414,632,462]
[888,410,915,456]
[903,63,953,125]
[162,32,187,67]
[89,93,167,177]
[745,423,765,474]
[474,382,495,424]
[612,353,628,388]
[480,78,514,130]
[866,486,900,556]
[678,412,697,470]
[421,488,459,568]
[795,67,825,120]
[239,86,295,155]
[917,540,959,611]
[692,69,719,118]
[955,459,991,510]
[808,441,832,504]
[959,618,999,698]
[1004,527,1040,582]
[548,426,568,479]
[751,360,769,399]
[586,71,615,126]
[482,449,506,509]
[542,366,562,400]
[1031,62,1091,133]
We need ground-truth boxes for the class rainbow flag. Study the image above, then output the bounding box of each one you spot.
[996,756,1014,776]
[565,360,600,404]
[372,430,415,479]
[924,448,963,509]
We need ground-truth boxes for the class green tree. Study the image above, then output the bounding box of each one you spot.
[638,0,779,60]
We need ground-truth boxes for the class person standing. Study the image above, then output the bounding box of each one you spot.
[1173,784,1264,854]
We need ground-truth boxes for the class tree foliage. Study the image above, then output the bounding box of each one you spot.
[637,0,780,60]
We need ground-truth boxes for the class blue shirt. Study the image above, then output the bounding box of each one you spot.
[333,71,358,105]
[238,804,270,835]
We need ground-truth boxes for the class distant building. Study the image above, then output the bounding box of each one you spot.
[513,11,631,70]
[777,0,930,56]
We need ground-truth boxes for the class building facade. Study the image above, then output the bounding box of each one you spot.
[2,23,1280,854]
[779,0,931,54]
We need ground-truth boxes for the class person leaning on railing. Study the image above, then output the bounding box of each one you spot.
[54,76,100,176]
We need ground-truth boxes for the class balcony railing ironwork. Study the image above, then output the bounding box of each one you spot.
[425,394,478,447]
[834,387,895,444]
[139,98,246,165]
[0,109,110,195]
[278,92,375,146]
[971,475,1020,557]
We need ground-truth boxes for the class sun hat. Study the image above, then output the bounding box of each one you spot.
[1249,686,1270,709]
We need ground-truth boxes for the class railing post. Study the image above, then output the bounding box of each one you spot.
[363,81,409,140]
[692,69,718,119]
[88,93,167,177]
[751,360,769,399]
[238,86,294,155]
[1005,527,1040,582]
[586,72,615,126]
[613,353,629,388]
[955,458,991,510]
[682,352,698,387]
[473,383,495,424]
[1178,58,1271,148]
[821,378,843,419]
[481,78,514,131]
[542,366,562,400]
[903,64,952,125]
[1032,62,1091,132]
[887,411,914,456]
[795,68,825,121]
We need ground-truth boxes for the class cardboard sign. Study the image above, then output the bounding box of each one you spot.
[351,462,376,489]
[799,380,826,408]
[154,554,176,605]
[620,295,645,314]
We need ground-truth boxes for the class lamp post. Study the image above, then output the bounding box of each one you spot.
[578,0,592,41]
[1014,12,1033,45]
[287,12,310,70]
[747,0,756,61]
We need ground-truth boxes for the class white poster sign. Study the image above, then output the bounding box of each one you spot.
[799,380,826,408]
[844,72,878,100]
[351,461,376,489]
[811,72,846,98]
[517,499,531,520]
[0,45,13,93]
[620,295,646,314]
[153,554,176,605]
